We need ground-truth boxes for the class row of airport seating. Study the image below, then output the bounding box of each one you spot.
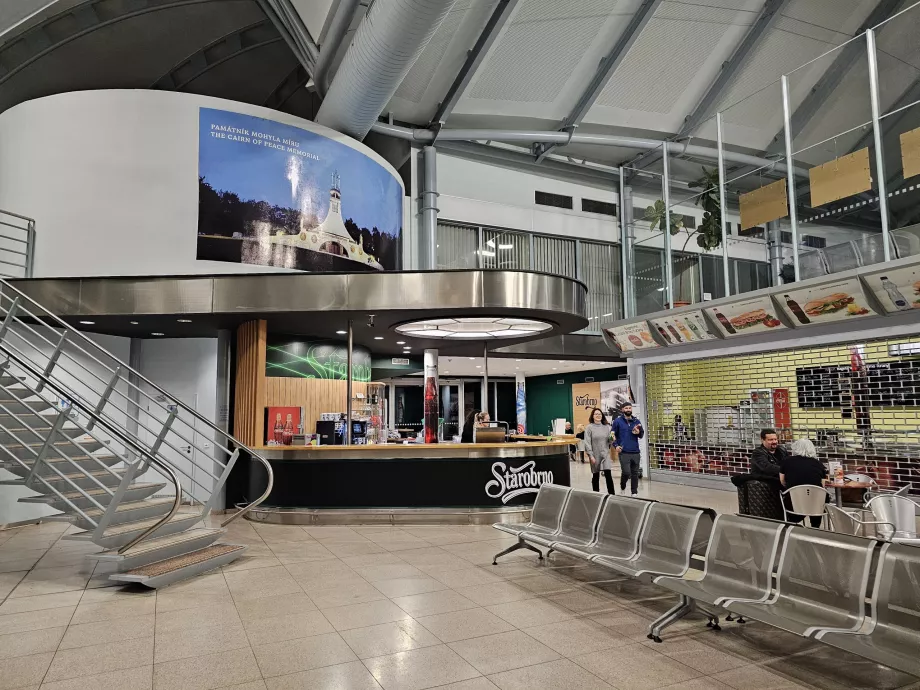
[491,484,919,676]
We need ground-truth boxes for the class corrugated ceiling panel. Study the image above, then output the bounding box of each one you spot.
[597,2,745,113]
[469,0,615,103]
[395,2,471,103]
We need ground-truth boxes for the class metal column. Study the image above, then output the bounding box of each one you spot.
[866,28,892,261]
[661,142,674,307]
[619,167,630,318]
[419,146,440,270]
[781,75,801,280]
[766,221,783,285]
[483,343,489,416]
[715,112,731,296]
[346,319,354,445]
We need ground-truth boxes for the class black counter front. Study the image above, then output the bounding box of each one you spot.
[250,441,572,509]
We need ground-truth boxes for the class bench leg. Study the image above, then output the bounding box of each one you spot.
[647,595,721,642]
[546,547,555,558]
[493,538,544,565]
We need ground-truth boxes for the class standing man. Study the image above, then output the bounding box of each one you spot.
[613,402,644,495]
[750,428,787,476]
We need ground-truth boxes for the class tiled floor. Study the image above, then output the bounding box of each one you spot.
[0,462,916,690]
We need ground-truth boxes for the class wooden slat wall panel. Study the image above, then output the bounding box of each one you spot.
[234,320,267,446]
[265,378,367,435]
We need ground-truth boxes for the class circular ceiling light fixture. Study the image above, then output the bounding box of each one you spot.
[395,317,551,340]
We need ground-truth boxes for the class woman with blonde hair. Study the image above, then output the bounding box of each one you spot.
[778,438,828,527]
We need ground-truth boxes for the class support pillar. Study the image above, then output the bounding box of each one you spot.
[418,146,439,270]
[515,372,526,434]
[423,349,439,443]
[346,320,354,445]
[766,221,783,286]
[483,343,489,418]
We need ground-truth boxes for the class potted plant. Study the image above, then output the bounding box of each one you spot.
[644,167,724,307]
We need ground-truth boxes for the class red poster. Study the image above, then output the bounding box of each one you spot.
[772,388,791,441]
[266,407,302,446]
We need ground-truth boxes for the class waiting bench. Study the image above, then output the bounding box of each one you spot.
[492,483,570,563]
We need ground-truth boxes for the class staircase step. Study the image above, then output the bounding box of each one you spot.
[89,528,225,569]
[0,437,107,460]
[0,423,89,444]
[0,389,55,415]
[109,544,247,588]
[1,453,120,478]
[72,497,176,530]
[67,512,203,548]
[3,467,124,491]
[19,482,165,509]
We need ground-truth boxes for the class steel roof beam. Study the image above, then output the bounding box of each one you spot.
[0,0,220,87]
[534,0,663,163]
[151,20,283,91]
[264,64,311,110]
[429,0,519,131]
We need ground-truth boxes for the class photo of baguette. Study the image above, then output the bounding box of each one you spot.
[728,309,780,330]
[803,292,854,316]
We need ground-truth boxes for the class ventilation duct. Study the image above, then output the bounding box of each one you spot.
[316,0,458,140]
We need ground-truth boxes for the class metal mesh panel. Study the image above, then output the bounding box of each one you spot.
[636,504,699,572]
[593,496,649,559]
[556,489,604,543]
[531,484,569,531]
[645,336,920,496]
[774,530,872,629]
[704,516,783,599]
[480,228,530,270]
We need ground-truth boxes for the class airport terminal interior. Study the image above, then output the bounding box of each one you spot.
[1,0,920,688]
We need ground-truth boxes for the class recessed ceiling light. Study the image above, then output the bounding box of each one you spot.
[552,367,557,370]
[79,320,94,325]
[151,332,165,336]
[396,341,405,345]
[469,357,474,360]
[130,321,139,325]
[177,319,192,323]
[515,359,521,362]
[476,365,482,368]
[336,330,346,335]
[374,336,384,340]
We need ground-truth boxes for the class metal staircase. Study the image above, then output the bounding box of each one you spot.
[0,280,273,588]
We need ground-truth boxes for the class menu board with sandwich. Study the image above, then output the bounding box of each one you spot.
[649,310,716,345]
[863,264,920,314]
[605,322,660,353]
[704,296,785,338]
[776,277,874,326]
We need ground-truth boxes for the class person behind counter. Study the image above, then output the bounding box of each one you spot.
[584,408,616,494]
[460,410,490,443]
[613,402,644,496]
[778,438,828,528]
[750,428,787,476]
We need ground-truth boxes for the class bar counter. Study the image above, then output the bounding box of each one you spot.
[250,440,572,509]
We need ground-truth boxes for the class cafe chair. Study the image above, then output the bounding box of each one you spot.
[825,505,895,539]
[781,485,829,528]
[865,495,920,545]
[843,473,876,485]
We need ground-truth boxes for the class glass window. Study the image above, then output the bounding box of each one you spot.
[633,247,666,315]
[700,254,728,300]
[479,227,530,269]
[733,259,771,294]
[533,235,577,277]
[672,253,700,305]
[436,222,478,269]
[580,241,621,331]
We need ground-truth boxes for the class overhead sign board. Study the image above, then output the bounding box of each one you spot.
[862,264,920,314]
[605,322,659,353]
[649,310,716,346]
[704,296,785,338]
[776,277,874,326]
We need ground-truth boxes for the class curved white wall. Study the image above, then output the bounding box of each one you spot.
[0,90,404,277]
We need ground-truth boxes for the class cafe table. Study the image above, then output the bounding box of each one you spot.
[824,479,874,507]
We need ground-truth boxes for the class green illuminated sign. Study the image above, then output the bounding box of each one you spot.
[266,338,371,382]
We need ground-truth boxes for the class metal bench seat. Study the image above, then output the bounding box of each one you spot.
[645,515,788,642]
[723,528,875,638]
[492,483,570,564]
[654,514,787,606]
[552,495,652,561]
[817,543,920,677]
[526,489,605,551]
[594,502,707,580]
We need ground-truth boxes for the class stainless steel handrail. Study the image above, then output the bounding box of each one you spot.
[221,453,274,526]
[0,278,273,521]
[0,344,182,551]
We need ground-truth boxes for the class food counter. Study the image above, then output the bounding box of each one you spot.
[250,441,572,509]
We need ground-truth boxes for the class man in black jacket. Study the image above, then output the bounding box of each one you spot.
[750,428,787,476]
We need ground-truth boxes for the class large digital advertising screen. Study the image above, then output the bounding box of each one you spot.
[197,108,403,271]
